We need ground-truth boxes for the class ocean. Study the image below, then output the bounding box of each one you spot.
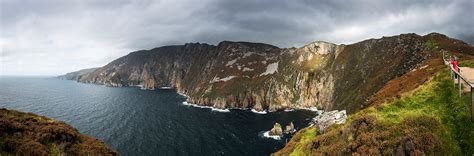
[0,76,316,155]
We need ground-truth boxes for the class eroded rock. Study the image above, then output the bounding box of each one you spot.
[312,110,347,132]
[269,123,283,136]
[284,122,296,134]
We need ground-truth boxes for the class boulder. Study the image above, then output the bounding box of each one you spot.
[312,110,347,132]
[284,122,296,134]
[269,123,283,136]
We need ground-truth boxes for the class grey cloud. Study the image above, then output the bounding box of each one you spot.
[0,0,473,75]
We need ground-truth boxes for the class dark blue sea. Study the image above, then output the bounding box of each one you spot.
[0,76,316,156]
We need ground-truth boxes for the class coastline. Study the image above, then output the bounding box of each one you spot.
[176,90,321,114]
[64,79,322,115]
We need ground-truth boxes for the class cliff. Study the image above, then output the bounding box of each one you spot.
[57,67,100,80]
[274,34,474,155]
[62,33,456,113]
[0,108,118,155]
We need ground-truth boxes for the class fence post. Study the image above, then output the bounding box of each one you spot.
[459,74,462,97]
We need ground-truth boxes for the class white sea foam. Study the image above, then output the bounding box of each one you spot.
[160,86,173,89]
[177,92,189,98]
[262,131,281,140]
[182,102,230,112]
[251,109,267,114]
[211,108,231,112]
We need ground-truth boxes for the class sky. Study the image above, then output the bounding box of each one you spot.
[1,0,473,76]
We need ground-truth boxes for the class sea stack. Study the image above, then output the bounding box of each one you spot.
[284,122,296,134]
[269,123,283,136]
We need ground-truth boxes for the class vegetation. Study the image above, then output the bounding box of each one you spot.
[274,69,474,155]
[425,38,439,50]
[0,108,117,155]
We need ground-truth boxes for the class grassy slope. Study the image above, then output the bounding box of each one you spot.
[274,69,474,155]
[0,108,118,155]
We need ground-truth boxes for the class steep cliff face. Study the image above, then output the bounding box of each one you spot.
[64,33,452,113]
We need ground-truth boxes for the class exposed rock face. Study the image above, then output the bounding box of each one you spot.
[284,122,296,134]
[269,123,283,136]
[0,108,117,155]
[62,33,464,113]
[312,110,347,132]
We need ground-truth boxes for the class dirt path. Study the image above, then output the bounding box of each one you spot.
[460,67,474,82]
[459,67,474,91]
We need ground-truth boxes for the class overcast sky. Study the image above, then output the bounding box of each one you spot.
[1,0,473,76]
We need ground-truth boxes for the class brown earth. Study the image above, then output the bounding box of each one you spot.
[0,108,118,155]
[366,33,474,109]
[366,57,445,108]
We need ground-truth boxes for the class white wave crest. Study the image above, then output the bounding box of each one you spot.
[262,131,281,140]
[251,109,267,114]
[182,102,230,112]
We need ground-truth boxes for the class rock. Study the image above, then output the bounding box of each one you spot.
[269,123,283,136]
[312,110,347,132]
[284,122,296,134]
[61,33,457,113]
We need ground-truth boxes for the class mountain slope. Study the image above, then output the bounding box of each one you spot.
[274,34,474,155]
[274,68,474,155]
[63,33,455,113]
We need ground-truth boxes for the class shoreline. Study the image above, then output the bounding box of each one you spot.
[65,79,322,115]
[176,90,321,114]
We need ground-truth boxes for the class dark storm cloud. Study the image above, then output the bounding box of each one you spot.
[1,0,473,75]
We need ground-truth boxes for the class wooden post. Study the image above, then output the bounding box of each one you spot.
[459,74,462,97]
[449,67,456,87]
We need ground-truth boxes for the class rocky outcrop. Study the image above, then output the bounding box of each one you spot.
[269,123,283,136]
[62,33,469,113]
[284,122,296,134]
[312,110,347,132]
[0,108,118,155]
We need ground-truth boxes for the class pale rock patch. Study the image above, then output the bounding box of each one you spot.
[260,62,279,76]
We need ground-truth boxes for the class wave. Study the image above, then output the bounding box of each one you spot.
[251,109,267,114]
[182,102,230,113]
[177,91,320,115]
[176,91,189,98]
[261,131,281,140]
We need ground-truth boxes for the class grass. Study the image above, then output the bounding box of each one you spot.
[376,68,473,153]
[375,69,473,153]
[425,38,439,50]
[289,127,317,156]
[277,69,474,155]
